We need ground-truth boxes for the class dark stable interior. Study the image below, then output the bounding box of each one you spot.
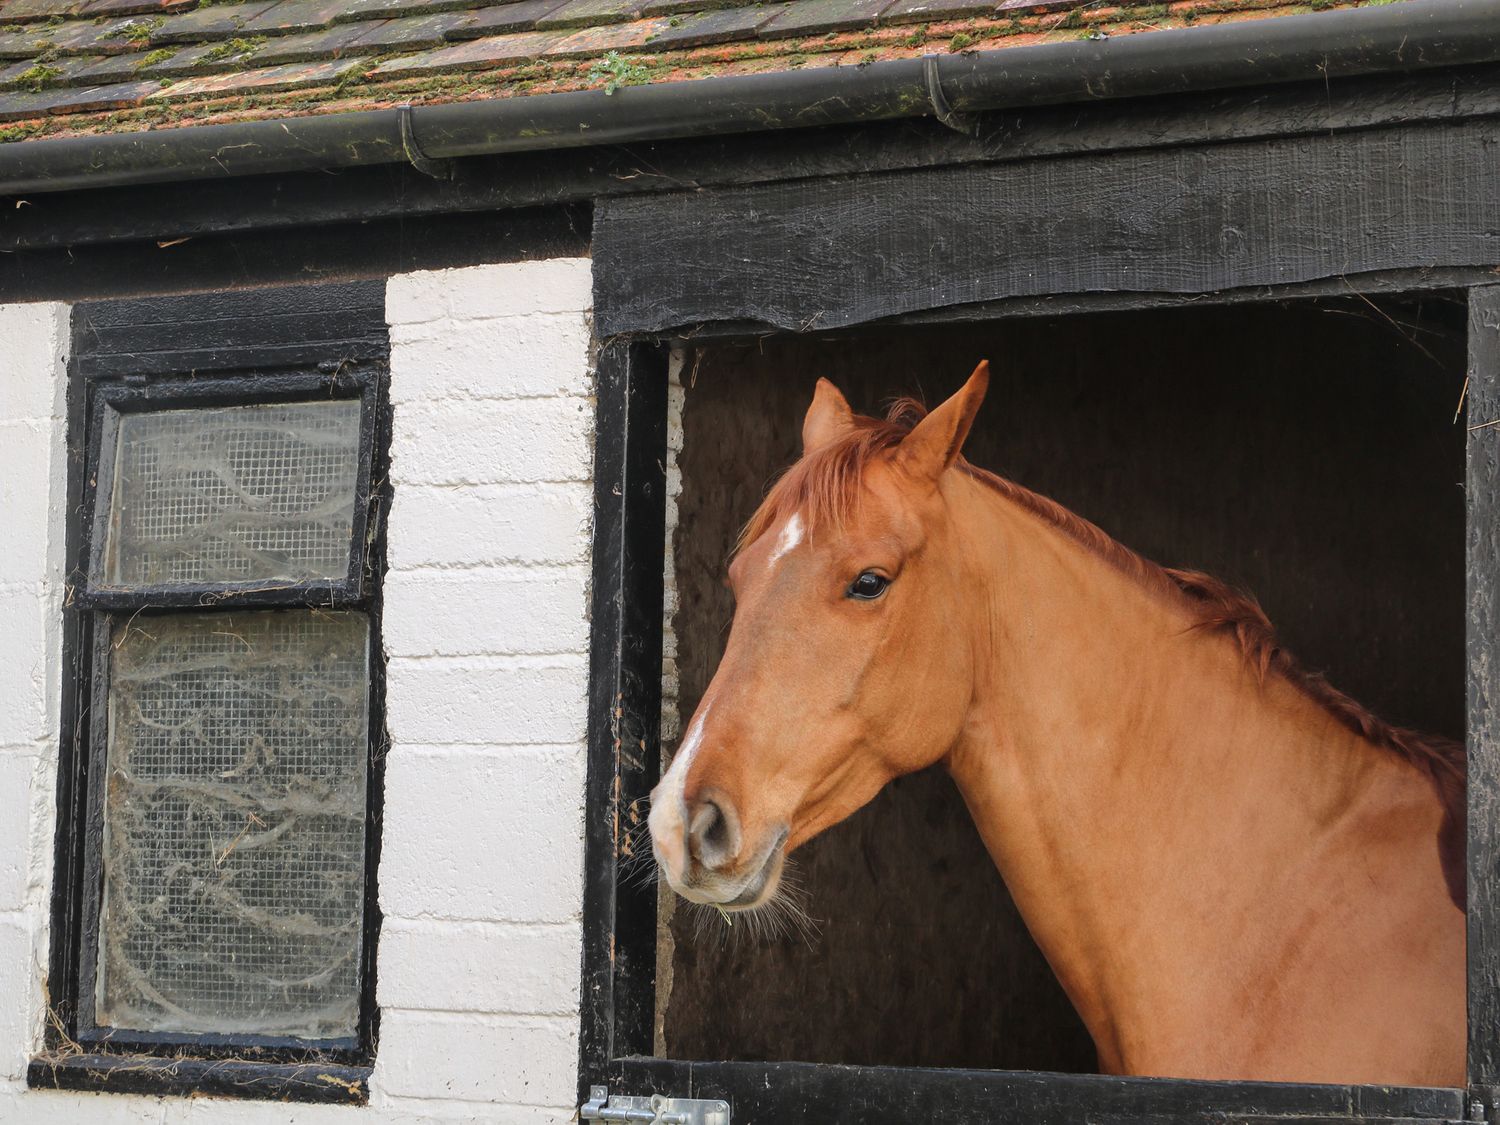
[658,297,1468,1072]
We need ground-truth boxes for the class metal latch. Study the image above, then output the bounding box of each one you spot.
[580,1085,730,1125]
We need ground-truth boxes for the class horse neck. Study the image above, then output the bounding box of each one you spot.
[939,473,1411,1074]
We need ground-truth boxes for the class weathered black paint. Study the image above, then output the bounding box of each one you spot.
[72,281,388,378]
[579,340,670,1096]
[593,118,1500,336]
[599,1057,1465,1125]
[35,283,392,1103]
[27,1054,369,1104]
[1468,285,1500,1096]
[0,206,589,306]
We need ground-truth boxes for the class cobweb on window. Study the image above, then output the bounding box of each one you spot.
[96,610,369,1039]
[96,400,362,588]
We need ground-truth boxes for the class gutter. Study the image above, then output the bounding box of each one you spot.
[1,0,1496,195]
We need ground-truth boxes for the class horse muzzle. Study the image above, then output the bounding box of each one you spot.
[649,803,788,910]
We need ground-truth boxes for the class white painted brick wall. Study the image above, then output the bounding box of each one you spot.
[0,302,71,1115]
[0,256,597,1124]
[374,259,595,1120]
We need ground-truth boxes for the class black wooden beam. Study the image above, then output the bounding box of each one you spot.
[0,206,589,306]
[579,340,670,1095]
[593,118,1500,337]
[28,1055,369,1104]
[602,1057,1464,1125]
[4,65,1500,257]
[1468,284,1500,1097]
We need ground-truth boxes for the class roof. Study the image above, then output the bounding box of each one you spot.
[0,0,1406,143]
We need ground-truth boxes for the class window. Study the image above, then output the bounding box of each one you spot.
[36,284,390,1104]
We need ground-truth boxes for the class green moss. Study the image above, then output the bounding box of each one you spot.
[586,49,649,94]
[899,24,927,46]
[16,62,62,92]
[111,15,164,41]
[947,30,974,51]
[139,46,178,67]
[0,120,47,143]
[202,35,264,61]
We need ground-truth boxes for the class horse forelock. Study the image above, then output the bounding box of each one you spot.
[733,393,1466,900]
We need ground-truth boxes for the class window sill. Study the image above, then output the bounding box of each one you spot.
[27,1052,370,1104]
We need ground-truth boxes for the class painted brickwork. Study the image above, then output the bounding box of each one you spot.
[0,256,597,1123]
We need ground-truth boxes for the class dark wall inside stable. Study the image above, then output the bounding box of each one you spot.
[659,297,1468,1072]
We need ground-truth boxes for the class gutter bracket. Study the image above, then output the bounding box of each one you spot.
[923,55,981,137]
[399,104,454,180]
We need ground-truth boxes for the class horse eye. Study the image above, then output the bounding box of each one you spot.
[847,571,890,600]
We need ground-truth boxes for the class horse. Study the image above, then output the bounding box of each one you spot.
[646,362,1466,1086]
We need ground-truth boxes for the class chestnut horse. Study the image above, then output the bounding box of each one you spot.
[647,363,1466,1085]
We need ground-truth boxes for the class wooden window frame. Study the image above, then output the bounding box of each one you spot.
[580,290,1498,1123]
[30,297,392,1106]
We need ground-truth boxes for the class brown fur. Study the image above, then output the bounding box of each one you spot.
[739,396,1466,907]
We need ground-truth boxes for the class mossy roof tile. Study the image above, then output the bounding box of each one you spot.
[0,0,1414,142]
[534,0,648,29]
[644,3,784,47]
[758,0,892,37]
[445,0,567,36]
[151,1,281,43]
[343,9,467,48]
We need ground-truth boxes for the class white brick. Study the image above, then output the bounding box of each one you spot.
[0,587,46,747]
[0,917,33,1083]
[392,398,593,486]
[386,260,591,326]
[0,304,67,421]
[387,657,588,746]
[0,421,56,584]
[166,1098,365,1125]
[384,569,589,658]
[389,314,592,402]
[0,753,35,913]
[10,1089,167,1124]
[375,1104,577,1125]
[377,920,580,1015]
[373,1013,576,1106]
[167,1099,568,1125]
[380,748,585,923]
[447,259,590,320]
[388,484,591,569]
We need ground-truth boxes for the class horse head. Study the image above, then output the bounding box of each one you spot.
[648,363,990,911]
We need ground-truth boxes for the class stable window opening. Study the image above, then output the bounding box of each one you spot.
[583,293,1477,1124]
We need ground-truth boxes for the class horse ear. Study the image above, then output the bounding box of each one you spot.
[895,361,990,484]
[803,378,854,454]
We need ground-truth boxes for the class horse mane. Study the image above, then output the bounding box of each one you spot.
[737,396,1466,904]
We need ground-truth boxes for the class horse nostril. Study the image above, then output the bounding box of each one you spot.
[688,796,739,869]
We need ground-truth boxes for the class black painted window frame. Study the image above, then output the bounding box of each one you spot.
[31,302,392,1106]
[580,287,1498,1124]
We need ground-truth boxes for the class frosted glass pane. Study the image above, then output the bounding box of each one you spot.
[96,400,361,588]
[96,610,369,1039]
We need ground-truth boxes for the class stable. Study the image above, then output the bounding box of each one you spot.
[1,0,1498,1121]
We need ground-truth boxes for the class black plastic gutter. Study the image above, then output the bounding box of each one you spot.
[1,0,1495,195]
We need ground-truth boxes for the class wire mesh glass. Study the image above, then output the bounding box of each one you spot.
[94,400,363,589]
[95,610,369,1039]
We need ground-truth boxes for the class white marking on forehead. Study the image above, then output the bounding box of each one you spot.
[767,512,805,568]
